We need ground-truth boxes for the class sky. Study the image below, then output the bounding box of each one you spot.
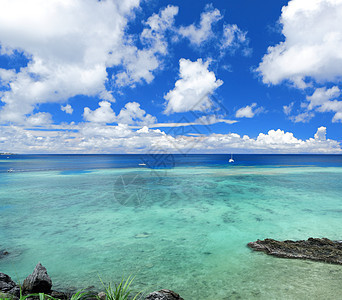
[0,0,342,154]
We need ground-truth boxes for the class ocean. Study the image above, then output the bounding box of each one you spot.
[1,154,342,299]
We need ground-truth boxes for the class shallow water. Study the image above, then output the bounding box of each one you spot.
[1,156,342,299]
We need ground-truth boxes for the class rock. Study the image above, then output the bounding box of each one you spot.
[145,289,184,300]
[50,290,69,300]
[0,273,17,293]
[135,232,150,238]
[0,291,18,300]
[23,262,52,293]
[248,237,342,264]
[97,291,106,300]
[8,286,20,297]
[0,250,9,259]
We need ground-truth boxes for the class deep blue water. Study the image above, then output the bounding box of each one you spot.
[1,154,342,173]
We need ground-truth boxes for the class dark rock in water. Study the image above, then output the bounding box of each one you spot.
[248,237,342,264]
[0,273,17,293]
[145,289,184,300]
[0,250,9,258]
[23,262,52,293]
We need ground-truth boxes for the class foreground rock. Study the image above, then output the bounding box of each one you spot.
[248,237,342,264]
[0,273,20,297]
[23,262,52,293]
[145,289,184,300]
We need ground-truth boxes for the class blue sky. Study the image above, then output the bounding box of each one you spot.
[0,0,342,153]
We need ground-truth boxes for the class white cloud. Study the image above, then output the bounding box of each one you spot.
[283,102,294,115]
[61,104,73,115]
[178,4,222,46]
[306,86,340,110]
[0,125,340,154]
[220,24,251,56]
[0,0,180,123]
[99,90,115,102]
[0,0,142,123]
[115,5,178,87]
[0,68,16,84]
[298,86,342,122]
[164,58,223,114]
[130,117,237,129]
[235,103,264,118]
[314,126,327,141]
[283,86,342,123]
[289,111,315,123]
[83,101,116,124]
[26,112,53,126]
[195,115,237,125]
[141,5,179,54]
[257,0,342,87]
[84,101,157,126]
[116,102,157,125]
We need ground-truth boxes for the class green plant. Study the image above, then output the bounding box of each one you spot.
[37,293,59,300]
[0,292,59,300]
[98,275,141,300]
[70,289,91,300]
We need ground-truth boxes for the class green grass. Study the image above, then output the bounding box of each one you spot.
[0,291,59,300]
[69,289,92,300]
[98,275,141,300]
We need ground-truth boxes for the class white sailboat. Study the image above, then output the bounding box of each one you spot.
[229,153,234,163]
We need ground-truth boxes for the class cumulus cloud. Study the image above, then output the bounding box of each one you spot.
[115,5,179,87]
[61,104,73,115]
[141,5,179,52]
[314,126,327,141]
[0,125,340,154]
[178,4,222,46]
[84,101,116,124]
[235,103,264,118]
[116,102,157,125]
[0,0,180,123]
[302,86,342,122]
[257,0,342,88]
[164,58,223,114]
[177,5,251,56]
[83,101,156,126]
[0,0,143,123]
[306,86,340,110]
[283,86,342,123]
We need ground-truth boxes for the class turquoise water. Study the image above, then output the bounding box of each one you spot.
[1,157,342,299]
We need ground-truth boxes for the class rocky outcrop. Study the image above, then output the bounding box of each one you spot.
[23,262,52,293]
[0,249,9,258]
[248,237,342,264]
[0,272,20,296]
[145,289,184,300]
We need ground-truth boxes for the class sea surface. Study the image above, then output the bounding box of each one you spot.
[1,154,342,299]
